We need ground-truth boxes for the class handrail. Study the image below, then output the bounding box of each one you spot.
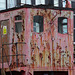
[2,42,26,68]
[2,54,26,57]
[2,42,26,46]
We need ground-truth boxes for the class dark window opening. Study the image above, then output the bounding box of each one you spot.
[16,0,21,7]
[59,0,63,7]
[74,16,75,28]
[58,17,68,34]
[15,15,22,20]
[74,45,75,64]
[45,0,54,6]
[72,1,75,14]
[15,22,22,33]
[59,0,66,8]
[74,30,75,42]
[0,69,1,75]
[71,1,75,8]
[15,15,22,33]
[6,71,25,75]
[33,15,43,33]
[74,45,75,51]
[31,0,35,5]
[34,71,68,75]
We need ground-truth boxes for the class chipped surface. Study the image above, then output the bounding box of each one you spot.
[0,8,74,75]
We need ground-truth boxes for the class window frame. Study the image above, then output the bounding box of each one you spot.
[33,15,44,33]
[31,0,35,5]
[16,0,21,7]
[58,17,68,34]
[14,15,22,33]
[45,0,54,6]
[59,0,63,7]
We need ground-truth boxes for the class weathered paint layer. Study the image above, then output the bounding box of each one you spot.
[0,8,74,75]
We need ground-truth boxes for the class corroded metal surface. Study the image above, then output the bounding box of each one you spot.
[0,20,10,63]
[0,8,74,75]
[30,9,73,69]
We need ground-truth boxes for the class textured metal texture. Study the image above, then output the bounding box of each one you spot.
[0,8,74,75]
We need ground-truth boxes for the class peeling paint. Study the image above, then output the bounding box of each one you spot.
[0,8,74,75]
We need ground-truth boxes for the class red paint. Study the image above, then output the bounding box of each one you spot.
[0,7,74,75]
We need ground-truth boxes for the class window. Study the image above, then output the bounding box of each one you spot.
[41,0,45,5]
[59,0,66,7]
[74,45,75,64]
[26,0,31,5]
[21,0,25,5]
[58,17,68,34]
[54,0,59,7]
[31,0,45,5]
[15,22,22,33]
[7,0,16,8]
[74,30,75,42]
[15,15,22,33]
[59,0,63,7]
[0,0,6,10]
[15,15,22,20]
[16,0,21,7]
[45,0,54,6]
[33,15,43,33]
[72,1,75,14]
[36,0,41,5]
[31,0,35,5]
[74,16,75,42]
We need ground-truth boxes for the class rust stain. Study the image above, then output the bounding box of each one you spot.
[0,8,74,75]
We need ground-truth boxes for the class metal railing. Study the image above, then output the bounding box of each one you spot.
[2,42,26,69]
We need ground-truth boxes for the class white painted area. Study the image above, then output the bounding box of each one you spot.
[0,0,6,10]
[26,0,31,5]
[21,0,25,5]
[36,0,41,5]
[21,0,25,3]
[54,0,59,6]
[54,0,71,7]
[41,0,45,4]
[63,0,66,7]
[7,0,16,8]
[36,0,45,5]
[74,42,75,44]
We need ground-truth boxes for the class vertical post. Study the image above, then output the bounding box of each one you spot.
[15,42,18,67]
[59,0,63,7]
[2,45,4,69]
[6,0,7,9]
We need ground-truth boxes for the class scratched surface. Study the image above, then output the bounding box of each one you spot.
[0,8,74,74]
[30,9,73,69]
[0,20,10,63]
